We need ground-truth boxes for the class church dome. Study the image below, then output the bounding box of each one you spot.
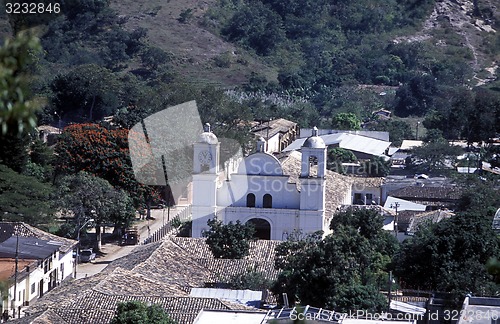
[302,127,325,149]
[198,123,218,144]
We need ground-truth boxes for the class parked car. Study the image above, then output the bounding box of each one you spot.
[79,248,96,263]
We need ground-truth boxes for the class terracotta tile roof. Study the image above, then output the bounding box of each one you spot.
[389,186,462,201]
[407,210,454,233]
[24,237,279,323]
[251,118,297,139]
[94,268,188,296]
[171,237,280,282]
[103,241,162,273]
[131,240,212,293]
[351,176,384,188]
[15,309,68,324]
[171,237,279,262]
[0,258,36,281]
[46,290,255,324]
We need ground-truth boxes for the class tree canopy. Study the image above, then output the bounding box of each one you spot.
[0,164,55,229]
[0,31,42,136]
[110,301,176,324]
[57,171,135,250]
[203,218,255,259]
[55,123,147,206]
[272,209,398,312]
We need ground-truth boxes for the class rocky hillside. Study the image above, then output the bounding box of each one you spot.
[109,0,277,86]
[110,0,498,88]
[395,0,498,86]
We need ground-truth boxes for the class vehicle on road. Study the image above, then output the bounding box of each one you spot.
[79,248,96,263]
[121,228,140,245]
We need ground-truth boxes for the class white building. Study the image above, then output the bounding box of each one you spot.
[0,223,77,316]
[192,126,337,240]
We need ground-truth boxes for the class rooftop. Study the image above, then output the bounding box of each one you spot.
[23,236,280,323]
[251,118,297,140]
[284,133,391,157]
[0,222,77,253]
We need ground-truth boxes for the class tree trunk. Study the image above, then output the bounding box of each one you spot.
[95,225,102,252]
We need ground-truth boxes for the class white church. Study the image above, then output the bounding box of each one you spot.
[191,124,350,240]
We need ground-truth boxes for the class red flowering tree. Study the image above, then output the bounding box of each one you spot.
[55,123,160,207]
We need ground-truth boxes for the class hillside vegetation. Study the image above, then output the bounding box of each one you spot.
[1,0,499,139]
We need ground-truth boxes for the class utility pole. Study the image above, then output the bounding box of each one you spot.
[388,271,393,312]
[12,227,19,318]
[391,202,400,237]
[73,218,94,279]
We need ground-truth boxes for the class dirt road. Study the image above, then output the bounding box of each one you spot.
[75,207,182,279]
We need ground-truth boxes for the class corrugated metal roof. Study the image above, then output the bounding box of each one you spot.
[284,133,391,156]
[190,288,262,306]
[400,140,423,151]
[0,237,59,259]
[299,129,390,141]
[390,300,426,315]
[383,197,427,212]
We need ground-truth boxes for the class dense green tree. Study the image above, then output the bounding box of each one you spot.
[393,212,499,304]
[331,112,361,130]
[203,218,255,259]
[363,156,391,177]
[57,171,135,251]
[0,132,30,173]
[0,31,42,136]
[368,119,413,146]
[327,148,357,174]
[229,269,272,290]
[140,46,171,70]
[110,301,176,324]
[222,2,286,55]
[51,64,121,122]
[411,136,462,172]
[273,209,397,312]
[393,74,438,117]
[0,164,55,229]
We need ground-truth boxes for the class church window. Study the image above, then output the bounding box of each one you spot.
[246,193,256,207]
[263,194,272,208]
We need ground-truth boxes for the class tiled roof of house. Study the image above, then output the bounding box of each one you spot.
[24,237,278,323]
[251,118,297,140]
[351,176,385,189]
[407,210,454,233]
[171,237,280,282]
[389,186,462,201]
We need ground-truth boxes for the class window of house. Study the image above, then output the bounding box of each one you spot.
[246,193,256,207]
[354,193,362,204]
[263,194,272,208]
[31,283,35,294]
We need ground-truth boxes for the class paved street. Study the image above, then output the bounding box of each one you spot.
[75,206,182,279]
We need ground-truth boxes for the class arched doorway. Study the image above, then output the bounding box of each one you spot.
[247,218,271,240]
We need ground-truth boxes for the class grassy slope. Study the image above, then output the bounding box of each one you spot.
[110,0,277,87]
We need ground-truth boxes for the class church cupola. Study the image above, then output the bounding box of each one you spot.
[256,137,266,153]
[301,127,326,178]
[193,123,220,174]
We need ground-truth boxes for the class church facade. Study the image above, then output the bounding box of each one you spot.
[191,124,332,240]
